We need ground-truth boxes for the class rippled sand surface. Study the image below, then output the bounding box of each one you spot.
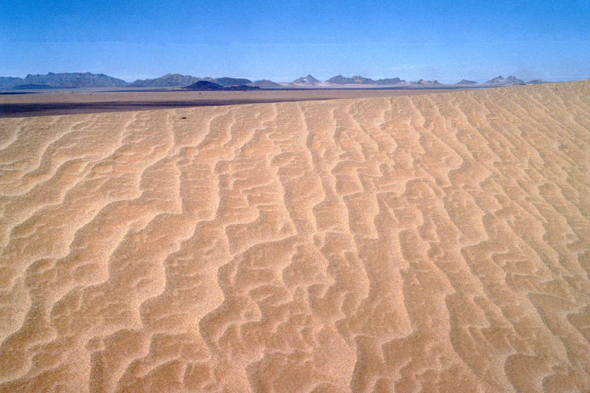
[0,81,589,392]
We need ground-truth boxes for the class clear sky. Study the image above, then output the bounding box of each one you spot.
[1,0,588,83]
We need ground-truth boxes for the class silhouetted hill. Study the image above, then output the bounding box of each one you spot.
[129,74,201,87]
[505,76,525,84]
[213,77,252,87]
[485,76,525,85]
[412,79,442,85]
[326,75,347,84]
[184,81,225,91]
[327,75,375,84]
[1,73,128,89]
[248,80,282,88]
[129,74,256,88]
[375,78,405,85]
[293,75,320,84]
[223,85,260,91]
[184,81,260,91]
[0,77,23,89]
[24,72,128,87]
[12,84,54,89]
[456,79,478,84]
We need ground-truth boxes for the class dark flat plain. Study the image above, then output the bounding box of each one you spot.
[0,88,464,117]
[0,98,333,117]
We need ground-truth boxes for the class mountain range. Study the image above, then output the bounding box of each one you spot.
[374,78,404,85]
[414,79,441,85]
[324,75,408,85]
[457,79,478,85]
[248,80,283,88]
[0,72,545,90]
[129,74,253,88]
[0,72,128,89]
[293,75,320,85]
[129,73,202,87]
[485,76,525,85]
[327,75,375,84]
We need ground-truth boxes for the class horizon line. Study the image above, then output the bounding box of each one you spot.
[3,71,588,85]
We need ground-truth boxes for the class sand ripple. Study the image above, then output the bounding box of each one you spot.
[0,81,589,392]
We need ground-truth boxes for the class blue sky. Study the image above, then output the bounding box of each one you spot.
[1,0,588,83]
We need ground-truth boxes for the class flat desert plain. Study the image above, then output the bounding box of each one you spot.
[0,81,589,392]
[0,88,459,118]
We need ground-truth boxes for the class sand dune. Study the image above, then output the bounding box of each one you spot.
[0,81,589,392]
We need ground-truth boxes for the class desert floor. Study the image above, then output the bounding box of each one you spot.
[0,88,460,118]
[0,81,589,392]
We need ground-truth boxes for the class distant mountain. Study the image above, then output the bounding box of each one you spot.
[184,81,224,91]
[0,72,128,89]
[412,79,442,85]
[485,76,506,84]
[213,77,252,87]
[184,81,260,91]
[293,75,320,85]
[0,77,23,89]
[129,73,201,87]
[456,79,478,85]
[505,76,525,84]
[0,71,543,91]
[12,84,54,90]
[223,85,260,91]
[128,75,255,88]
[375,78,405,85]
[248,80,282,88]
[24,72,128,88]
[485,76,525,85]
[326,75,347,84]
[327,75,376,84]
[528,79,546,84]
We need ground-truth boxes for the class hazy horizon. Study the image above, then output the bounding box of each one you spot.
[1,0,588,83]
[1,69,589,85]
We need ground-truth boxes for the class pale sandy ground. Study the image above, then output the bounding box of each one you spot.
[0,81,589,392]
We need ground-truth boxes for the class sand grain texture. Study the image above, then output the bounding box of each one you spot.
[0,81,589,392]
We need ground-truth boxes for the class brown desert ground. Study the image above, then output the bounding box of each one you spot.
[0,81,589,392]
[0,88,459,118]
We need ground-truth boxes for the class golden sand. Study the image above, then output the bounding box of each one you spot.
[0,81,589,392]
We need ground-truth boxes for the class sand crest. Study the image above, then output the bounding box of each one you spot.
[0,81,589,392]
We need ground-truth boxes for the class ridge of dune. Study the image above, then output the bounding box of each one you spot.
[0,81,589,392]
